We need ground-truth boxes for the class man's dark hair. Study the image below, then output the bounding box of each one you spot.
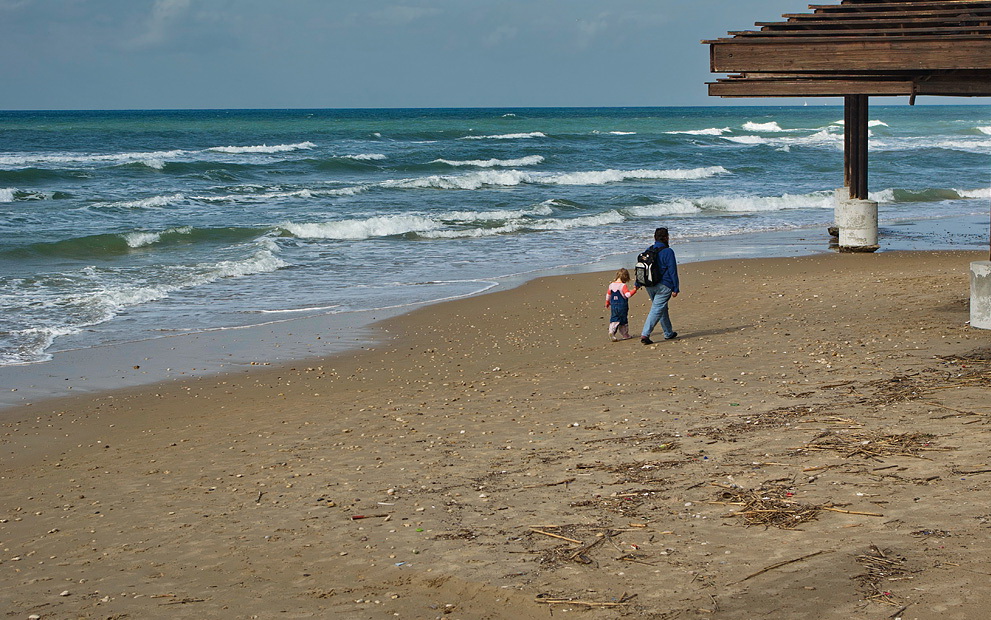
[654,227,669,243]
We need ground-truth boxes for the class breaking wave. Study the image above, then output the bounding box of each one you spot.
[432,155,545,168]
[382,166,729,190]
[207,142,316,154]
[742,121,784,132]
[99,193,186,209]
[461,132,547,140]
[666,127,731,136]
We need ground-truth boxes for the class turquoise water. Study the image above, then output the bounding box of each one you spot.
[1,106,988,366]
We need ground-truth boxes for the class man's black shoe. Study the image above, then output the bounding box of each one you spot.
[640,337,654,345]
[664,332,678,340]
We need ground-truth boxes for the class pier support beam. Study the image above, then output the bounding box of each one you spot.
[971,261,991,330]
[836,94,878,252]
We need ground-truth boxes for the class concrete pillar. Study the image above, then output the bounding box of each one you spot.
[836,198,879,253]
[827,188,846,238]
[971,261,991,330]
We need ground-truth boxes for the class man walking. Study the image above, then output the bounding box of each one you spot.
[640,227,679,345]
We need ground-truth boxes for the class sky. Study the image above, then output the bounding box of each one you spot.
[0,0,971,110]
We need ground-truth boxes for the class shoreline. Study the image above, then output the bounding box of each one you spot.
[3,211,987,412]
[1,247,989,618]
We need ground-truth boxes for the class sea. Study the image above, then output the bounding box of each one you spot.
[1,106,989,377]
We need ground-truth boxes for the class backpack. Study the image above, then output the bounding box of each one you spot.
[635,246,661,287]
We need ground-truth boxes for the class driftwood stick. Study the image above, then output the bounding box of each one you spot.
[530,528,583,544]
[821,507,884,517]
[567,534,608,561]
[537,599,628,607]
[731,550,830,584]
[524,477,576,489]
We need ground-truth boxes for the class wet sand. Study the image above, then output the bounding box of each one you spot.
[2,250,990,619]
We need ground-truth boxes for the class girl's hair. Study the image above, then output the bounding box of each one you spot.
[615,268,630,283]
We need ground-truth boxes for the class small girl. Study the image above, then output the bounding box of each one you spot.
[605,268,638,341]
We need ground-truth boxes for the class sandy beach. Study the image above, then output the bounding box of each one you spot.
[2,249,990,619]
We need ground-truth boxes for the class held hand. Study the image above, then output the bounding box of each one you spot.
[671,292,678,298]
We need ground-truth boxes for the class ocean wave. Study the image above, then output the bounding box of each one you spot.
[2,238,287,364]
[959,187,991,199]
[722,128,842,148]
[872,137,991,155]
[608,131,637,135]
[742,121,784,132]
[0,188,13,202]
[722,135,766,144]
[666,127,731,136]
[543,166,729,185]
[978,126,991,135]
[344,153,387,160]
[444,204,556,221]
[100,193,186,209]
[416,210,626,239]
[461,131,547,140]
[869,120,889,128]
[207,141,316,154]
[280,215,444,240]
[123,226,193,248]
[0,149,188,170]
[627,191,835,216]
[869,187,991,203]
[279,203,563,241]
[0,142,319,172]
[382,166,728,191]
[6,226,269,259]
[193,185,367,202]
[432,155,545,168]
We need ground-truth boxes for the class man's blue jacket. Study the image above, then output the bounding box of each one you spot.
[646,242,680,293]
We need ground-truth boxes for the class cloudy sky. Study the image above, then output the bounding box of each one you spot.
[0,0,894,110]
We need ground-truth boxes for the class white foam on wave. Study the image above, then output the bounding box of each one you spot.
[544,166,729,185]
[383,166,728,191]
[344,153,387,161]
[978,126,991,135]
[122,226,193,248]
[280,202,563,242]
[666,127,731,136]
[0,149,187,169]
[281,215,443,240]
[873,136,991,155]
[383,170,530,190]
[0,188,14,202]
[742,121,784,132]
[722,135,766,145]
[103,193,185,209]
[417,210,626,239]
[5,237,287,364]
[433,155,545,168]
[959,187,991,199]
[608,131,637,135]
[193,185,367,202]
[722,128,841,148]
[629,191,834,216]
[869,189,895,203]
[207,142,316,154]
[461,132,547,140]
[626,200,703,217]
[444,203,555,221]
